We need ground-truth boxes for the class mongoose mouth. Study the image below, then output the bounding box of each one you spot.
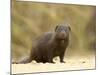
[56,38,66,43]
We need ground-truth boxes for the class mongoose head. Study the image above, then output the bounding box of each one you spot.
[55,24,71,40]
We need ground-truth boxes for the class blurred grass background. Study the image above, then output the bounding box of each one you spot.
[12,0,96,60]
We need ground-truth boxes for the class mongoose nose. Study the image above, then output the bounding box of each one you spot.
[60,31,66,37]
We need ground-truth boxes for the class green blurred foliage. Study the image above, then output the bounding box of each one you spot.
[12,0,96,59]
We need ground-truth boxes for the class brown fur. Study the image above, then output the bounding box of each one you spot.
[13,24,71,64]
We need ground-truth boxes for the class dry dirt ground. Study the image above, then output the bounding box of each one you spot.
[12,54,95,74]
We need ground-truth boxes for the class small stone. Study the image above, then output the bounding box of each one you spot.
[82,61,86,63]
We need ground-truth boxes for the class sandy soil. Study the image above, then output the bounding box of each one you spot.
[12,55,95,74]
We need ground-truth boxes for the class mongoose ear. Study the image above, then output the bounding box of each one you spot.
[55,25,59,32]
[68,26,71,31]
